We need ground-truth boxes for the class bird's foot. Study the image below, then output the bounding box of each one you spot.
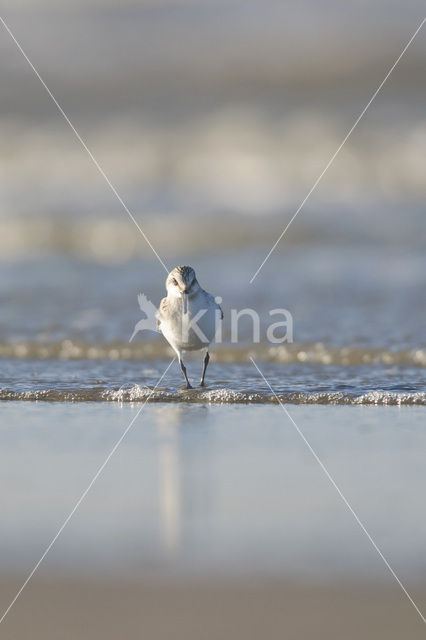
[199,380,205,387]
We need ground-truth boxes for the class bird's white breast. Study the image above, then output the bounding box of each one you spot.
[159,291,217,352]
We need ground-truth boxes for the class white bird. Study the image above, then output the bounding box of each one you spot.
[156,266,223,389]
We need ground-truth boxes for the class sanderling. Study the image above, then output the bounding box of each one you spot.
[156,265,223,389]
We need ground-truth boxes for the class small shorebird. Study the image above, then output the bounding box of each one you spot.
[156,266,223,389]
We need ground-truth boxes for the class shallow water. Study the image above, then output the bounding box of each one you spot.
[1,358,426,405]
[0,401,425,584]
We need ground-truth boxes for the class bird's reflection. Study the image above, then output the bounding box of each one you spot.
[157,416,181,555]
[155,405,209,558]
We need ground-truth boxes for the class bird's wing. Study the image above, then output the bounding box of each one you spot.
[156,297,168,331]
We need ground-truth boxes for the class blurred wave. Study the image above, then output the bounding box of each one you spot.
[1,339,426,367]
[2,209,424,261]
[1,1,426,261]
[1,109,426,261]
[1,111,426,221]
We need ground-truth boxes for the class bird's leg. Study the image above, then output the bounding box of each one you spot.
[200,350,210,387]
[179,357,192,389]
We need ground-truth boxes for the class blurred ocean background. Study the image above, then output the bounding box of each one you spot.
[0,0,425,401]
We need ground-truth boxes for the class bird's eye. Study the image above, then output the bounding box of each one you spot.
[172,278,178,285]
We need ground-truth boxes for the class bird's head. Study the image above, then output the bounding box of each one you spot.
[166,265,200,298]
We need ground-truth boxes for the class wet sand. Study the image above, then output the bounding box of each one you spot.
[1,576,425,639]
